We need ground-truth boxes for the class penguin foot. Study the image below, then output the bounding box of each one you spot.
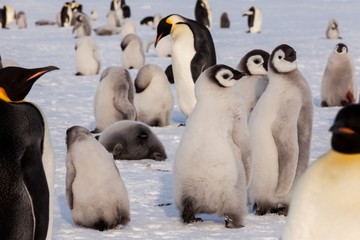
[320,101,329,107]
[181,196,202,224]
[75,72,83,76]
[253,202,270,215]
[272,203,289,216]
[224,215,244,228]
[178,123,186,127]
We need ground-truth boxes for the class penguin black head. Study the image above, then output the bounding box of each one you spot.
[269,44,297,74]
[155,14,187,47]
[238,49,270,75]
[335,43,348,54]
[208,64,246,88]
[330,104,360,154]
[0,66,59,102]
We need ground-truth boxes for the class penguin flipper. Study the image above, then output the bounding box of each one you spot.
[65,156,76,209]
[273,121,298,198]
[113,84,136,119]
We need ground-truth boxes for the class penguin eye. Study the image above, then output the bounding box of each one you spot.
[254,59,261,64]
[278,56,282,60]
[222,73,230,79]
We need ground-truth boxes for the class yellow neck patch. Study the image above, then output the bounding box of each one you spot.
[0,87,24,103]
[166,18,173,25]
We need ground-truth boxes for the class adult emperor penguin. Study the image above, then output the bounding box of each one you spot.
[242,6,262,33]
[65,126,130,231]
[248,44,313,216]
[60,2,73,27]
[120,33,145,70]
[155,14,216,118]
[0,65,58,239]
[236,49,270,119]
[173,64,250,228]
[321,43,357,107]
[72,12,92,38]
[93,66,136,133]
[281,104,360,240]
[134,64,174,127]
[326,18,342,39]
[194,0,212,29]
[75,36,101,76]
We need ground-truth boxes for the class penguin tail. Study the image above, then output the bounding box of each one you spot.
[92,218,109,231]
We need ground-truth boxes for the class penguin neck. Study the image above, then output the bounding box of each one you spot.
[0,87,25,103]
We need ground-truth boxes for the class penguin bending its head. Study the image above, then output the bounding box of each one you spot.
[249,44,313,216]
[174,64,250,228]
[155,14,216,118]
[321,43,357,107]
[326,18,342,39]
[120,33,144,70]
[242,6,262,33]
[236,49,270,119]
[0,65,58,239]
[281,104,360,240]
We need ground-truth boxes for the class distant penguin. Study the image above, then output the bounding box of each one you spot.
[134,64,174,127]
[194,0,212,29]
[72,12,91,38]
[242,6,262,33]
[121,33,145,70]
[35,19,57,26]
[220,12,230,28]
[93,66,136,133]
[0,6,6,28]
[93,25,120,36]
[90,9,99,21]
[249,44,313,216]
[98,120,167,161]
[110,0,121,10]
[236,49,270,119]
[75,36,101,76]
[326,18,342,39]
[321,43,357,107]
[140,13,161,29]
[107,10,121,27]
[281,104,360,240]
[65,126,130,231]
[155,14,217,118]
[120,18,136,37]
[121,4,131,18]
[4,4,15,26]
[173,64,250,228]
[15,11,27,29]
[0,65,58,239]
[60,2,73,27]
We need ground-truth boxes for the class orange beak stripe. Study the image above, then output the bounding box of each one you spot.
[27,70,48,81]
[337,127,355,134]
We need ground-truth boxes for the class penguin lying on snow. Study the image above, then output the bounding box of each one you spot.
[65,126,130,231]
[98,120,167,161]
[282,104,360,240]
[0,65,58,239]
[173,64,250,228]
[321,43,357,107]
[249,44,313,216]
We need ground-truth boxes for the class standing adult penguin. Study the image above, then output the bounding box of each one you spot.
[0,65,58,240]
[173,64,250,228]
[155,14,216,118]
[242,6,262,33]
[93,66,136,133]
[236,49,270,119]
[75,36,101,76]
[321,43,357,107]
[326,18,342,39]
[120,33,144,70]
[194,0,212,29]
[249,44,313,216]
[282,104,360,240]
[60,2,73,27]
[134,64,174,127]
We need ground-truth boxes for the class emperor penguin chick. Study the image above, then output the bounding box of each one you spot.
[93,66,136,133]
[134,64,174,127]
[121,33,145,70]
[72,12,92,38]
[155,14,216,118]
[282,104,360,240]
[75,36,101,76]
[249,44,313,216]
[321,43,357,107]
[326,18,342,39]
[173,64,250,228]
[65,126,130,231]
[236,49,270,119]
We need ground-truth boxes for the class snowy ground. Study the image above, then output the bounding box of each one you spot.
[1,0,360,239]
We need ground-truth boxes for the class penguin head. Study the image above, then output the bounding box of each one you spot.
[155,14,186,47]
[238,49,270,75]
[334,43,348,54]
[66,125,92,149]
[206,64,246,88]
[330,104,360,154]
[0,66,59,102]
[269,44,297,74]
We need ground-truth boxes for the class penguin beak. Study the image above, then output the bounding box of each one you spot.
[284,49,297,63]
[26,66,59,82]
[155,32,163,47]
[155,18,172,47]
[232,70,246,80]
[330,122,355,135]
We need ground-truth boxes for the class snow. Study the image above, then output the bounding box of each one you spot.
[1,0,360,239]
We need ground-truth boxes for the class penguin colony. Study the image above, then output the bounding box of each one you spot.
[1,0,360,239]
